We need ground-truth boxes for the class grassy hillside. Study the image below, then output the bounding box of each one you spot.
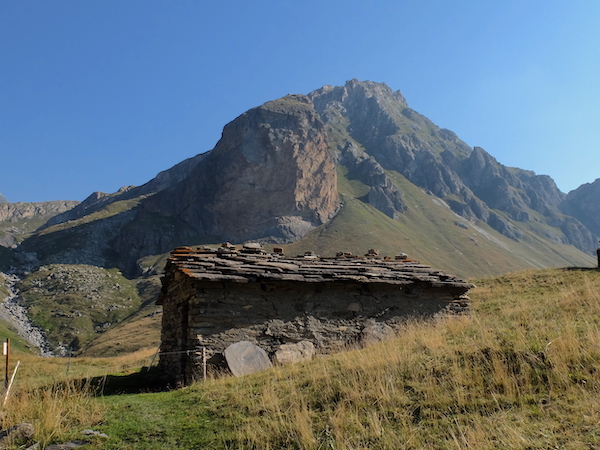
[17,265,142,353]
[0,317,35,354]
[281,168,595,279]
[1,267,599,448]
[79,277,162,357]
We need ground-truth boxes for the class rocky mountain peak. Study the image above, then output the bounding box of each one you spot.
[9,79,599,278]
[310,79,407,108]
[344,78,408,105]
[0,193,7,204]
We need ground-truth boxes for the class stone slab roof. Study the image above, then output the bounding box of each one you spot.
[158,244,474,297]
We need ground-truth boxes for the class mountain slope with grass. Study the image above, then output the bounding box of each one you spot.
[280,166,593,278]
[16,265,143,355]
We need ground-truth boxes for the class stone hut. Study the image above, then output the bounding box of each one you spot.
[157,244,474,384]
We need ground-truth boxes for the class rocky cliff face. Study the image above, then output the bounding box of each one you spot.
[110,95,339,272]
[176,94,339,241]
[0,201,79,249]
[561,179,600,239]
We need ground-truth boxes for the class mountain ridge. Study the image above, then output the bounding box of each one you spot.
[1,79,598,279]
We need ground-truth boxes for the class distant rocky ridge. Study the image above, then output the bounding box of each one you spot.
[0,201,78,224]
[0,193,7,204]
[44,153,208,228]
[561,179,600,240]
[308,80,595,252]
[2,79,599,278]
[0,200,79,249]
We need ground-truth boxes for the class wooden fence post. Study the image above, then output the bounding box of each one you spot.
[3,360,20,406]
[4,338,9,390]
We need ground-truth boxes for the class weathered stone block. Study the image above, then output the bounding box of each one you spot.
[273,341,315,365]
[360,320,396,346]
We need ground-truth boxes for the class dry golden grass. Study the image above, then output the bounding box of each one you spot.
[79,312,161,357]
[0,348,157,447]
[1,379,104,447]
[180,267,600,449]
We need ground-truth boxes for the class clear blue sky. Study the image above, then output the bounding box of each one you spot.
[2,1,600,203]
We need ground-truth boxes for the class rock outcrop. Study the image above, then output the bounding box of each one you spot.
[176,94,339,242]
[339,142,407,219]
[561,178,600,238]
[111,95,339,272]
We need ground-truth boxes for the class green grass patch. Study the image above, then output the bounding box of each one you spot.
[80,276,162,357]
[0,318,34,353]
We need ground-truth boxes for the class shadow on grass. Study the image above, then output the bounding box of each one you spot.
[69,368,172,396]
[565,266,599,272]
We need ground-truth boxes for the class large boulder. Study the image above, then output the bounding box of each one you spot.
[224,341,273,377]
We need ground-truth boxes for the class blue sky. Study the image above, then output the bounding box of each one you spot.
[2,1,600,203]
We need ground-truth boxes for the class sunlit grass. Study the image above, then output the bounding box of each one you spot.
[0,348,157,447]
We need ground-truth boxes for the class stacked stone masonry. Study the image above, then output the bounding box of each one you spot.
[157,244,474,384]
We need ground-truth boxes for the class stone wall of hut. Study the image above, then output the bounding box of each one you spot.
[158,275,468,384]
